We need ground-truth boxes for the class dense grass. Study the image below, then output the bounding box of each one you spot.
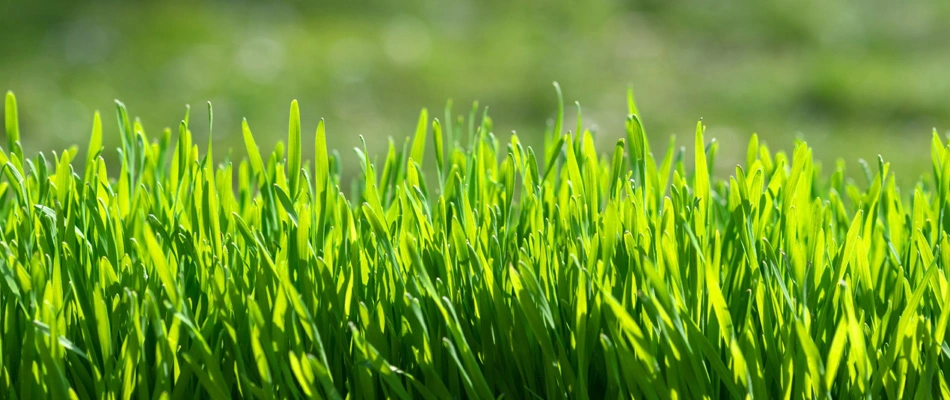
[2,86,950,399]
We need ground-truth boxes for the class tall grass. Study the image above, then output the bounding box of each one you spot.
[1,86,949,398]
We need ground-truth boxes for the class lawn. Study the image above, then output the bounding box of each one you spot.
[1,87,949,398]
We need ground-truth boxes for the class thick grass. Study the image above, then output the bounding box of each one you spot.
[1,86,949,399]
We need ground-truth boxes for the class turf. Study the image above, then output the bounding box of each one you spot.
[1,86,949,398]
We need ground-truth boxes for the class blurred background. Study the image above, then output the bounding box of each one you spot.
[2,0,949,182]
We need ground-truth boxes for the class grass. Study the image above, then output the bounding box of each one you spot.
[1,84,949,399]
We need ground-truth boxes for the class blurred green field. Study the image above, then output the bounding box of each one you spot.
[2,0,949,180]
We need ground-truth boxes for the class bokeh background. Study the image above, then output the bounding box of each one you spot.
[2,0,949,181]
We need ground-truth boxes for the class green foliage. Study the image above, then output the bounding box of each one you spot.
[2,87,950,399]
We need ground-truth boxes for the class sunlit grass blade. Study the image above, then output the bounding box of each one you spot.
[288,99,302,197]
[4,91,22,161]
